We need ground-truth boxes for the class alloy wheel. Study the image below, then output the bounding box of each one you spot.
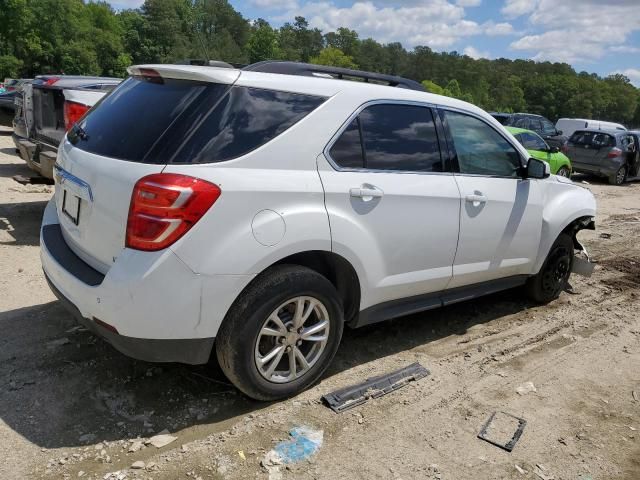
[254,296,330,383]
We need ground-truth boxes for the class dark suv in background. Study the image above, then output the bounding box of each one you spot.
[567,129,639,185]
[491,112,568,152]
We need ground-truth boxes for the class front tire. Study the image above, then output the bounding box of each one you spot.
[526,233,574,304]
[216,265,344,401]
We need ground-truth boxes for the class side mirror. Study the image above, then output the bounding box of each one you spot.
[526,157,550,179]
[549,146,560,154]
[556,130,563,136]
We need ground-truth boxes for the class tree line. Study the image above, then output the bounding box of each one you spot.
[1,0,639,126]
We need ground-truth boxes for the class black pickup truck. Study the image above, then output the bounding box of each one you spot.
[13,75,121,179]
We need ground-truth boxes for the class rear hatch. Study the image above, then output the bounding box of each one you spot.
[32,81,118,147]
[32,84,66,146]
[55,66,241,272]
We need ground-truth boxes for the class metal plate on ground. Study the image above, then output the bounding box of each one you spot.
[322,362,429,413]
[477,411,526,452]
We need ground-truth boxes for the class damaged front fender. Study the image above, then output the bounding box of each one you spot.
[569,217,596,277]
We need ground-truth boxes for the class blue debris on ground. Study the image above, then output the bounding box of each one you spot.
[273,426,324,464]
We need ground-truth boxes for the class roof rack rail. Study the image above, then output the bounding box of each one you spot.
[174,59,246,69]
[243,61,426,92]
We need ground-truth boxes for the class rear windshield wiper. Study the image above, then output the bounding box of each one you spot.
[71,124,89,141]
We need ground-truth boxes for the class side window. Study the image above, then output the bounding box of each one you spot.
[513,117,529,128]
[521,132,548,151]
[329,118,364,168]
[330,103,443,172]
[445,110,522,178]
[528,118,543,134]
[541,119,556,136]
[570,131,591,145]
[359,104,443,172]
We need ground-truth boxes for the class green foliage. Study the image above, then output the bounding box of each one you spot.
[421,80,444,95]
[0,1,637,126]
[0,55,23,79]
[310,47,357,69]
[247,20,279,63]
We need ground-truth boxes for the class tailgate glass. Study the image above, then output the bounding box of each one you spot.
[69,76,325,165]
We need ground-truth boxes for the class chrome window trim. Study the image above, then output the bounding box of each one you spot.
[322,99,452,176]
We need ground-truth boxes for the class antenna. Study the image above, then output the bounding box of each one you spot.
[191,4,210,63]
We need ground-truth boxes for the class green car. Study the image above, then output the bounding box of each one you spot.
[506,126,572,178]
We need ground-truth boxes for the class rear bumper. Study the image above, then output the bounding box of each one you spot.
[13,134,56,179]
[45,272,214,364]
[40,199,224,364]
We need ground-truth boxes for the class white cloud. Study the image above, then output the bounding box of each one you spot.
[463,46,491,59]
[509,0,640,64]
[108,0,144,8]
[483,21,514,36]
[609,45,640,54]
[279,0,487,49]
[611,68,640,87]
[251,0,298,9]
[268,0,514,50]
[501,0,539,19]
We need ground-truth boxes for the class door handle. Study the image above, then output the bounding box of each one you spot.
[350,186,384,199]
[465,194,487,204]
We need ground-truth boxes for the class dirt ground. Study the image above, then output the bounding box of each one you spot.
[0,130,638,480]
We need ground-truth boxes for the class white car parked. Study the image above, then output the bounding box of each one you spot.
[556,118,626,138]
[41,62,596,400]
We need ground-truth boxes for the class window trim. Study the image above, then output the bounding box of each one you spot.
[437,106,528,179]
[323,99,450,176]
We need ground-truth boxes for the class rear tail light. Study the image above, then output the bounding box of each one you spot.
[607,147,623,158]
[561,143,569,154]
[126,173,221,251]
[64,100,90,131]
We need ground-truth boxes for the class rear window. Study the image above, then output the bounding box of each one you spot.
[569,131,615,147]
[69,76,326,164]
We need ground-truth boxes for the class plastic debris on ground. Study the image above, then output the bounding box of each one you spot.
[477,411,527,452]
[322,362,429,412]
[262,426,323,479]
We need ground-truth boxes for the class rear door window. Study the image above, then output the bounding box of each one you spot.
[360,104,442,172]
[329,118,364,168]
[69,76,326,164]
[329,103,443,172]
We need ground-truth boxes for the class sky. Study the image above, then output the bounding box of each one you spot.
[108,0,640,86]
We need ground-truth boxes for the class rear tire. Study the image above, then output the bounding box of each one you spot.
[215,265,343,401]
[610,165,627,185]
[556,166,571,178]
[526,233,574,304]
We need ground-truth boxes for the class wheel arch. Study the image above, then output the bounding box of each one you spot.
[236,250,362,324]
[270,250,362,323]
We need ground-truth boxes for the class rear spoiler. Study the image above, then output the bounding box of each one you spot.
[128,65,240,85]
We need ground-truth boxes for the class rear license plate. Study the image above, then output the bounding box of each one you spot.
[62,189,81,225]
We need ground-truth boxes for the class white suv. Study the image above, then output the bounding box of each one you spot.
[41,62,596,400]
